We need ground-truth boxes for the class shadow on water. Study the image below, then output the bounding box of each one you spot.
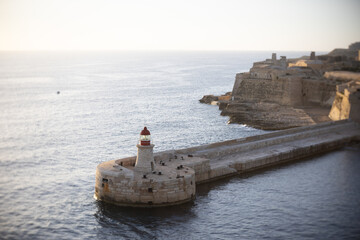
[94,199,198,239]
[196,175,236,196]
[93,172,239,221]
[93,178,237,238]
[95,199,195,220]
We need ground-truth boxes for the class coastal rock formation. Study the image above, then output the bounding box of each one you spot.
[221,102,316,130]
[199,95,218,104]
[199,92,231,105]
[328,78,360,122]
[200,42,360,130]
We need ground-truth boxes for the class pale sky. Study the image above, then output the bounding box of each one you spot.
[0,0,359,51]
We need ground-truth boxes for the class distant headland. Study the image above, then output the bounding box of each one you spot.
[200,42,360,130]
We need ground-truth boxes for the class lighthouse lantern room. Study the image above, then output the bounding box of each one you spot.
[140,127,151,145]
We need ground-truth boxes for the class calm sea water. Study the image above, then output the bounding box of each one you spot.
[0,51,359,239]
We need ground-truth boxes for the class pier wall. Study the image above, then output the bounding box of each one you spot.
[110,120,360,186]
[95,159,196,207]
[156,120,359,183]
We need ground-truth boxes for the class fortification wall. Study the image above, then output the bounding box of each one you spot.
[231,73,245,96]
[301,79,336,106]
[233,76,292,105]
[287,75,303,106]
[349,90,360,122]
[232,73,336,107]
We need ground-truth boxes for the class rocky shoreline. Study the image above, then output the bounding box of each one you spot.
[200,43,360,130]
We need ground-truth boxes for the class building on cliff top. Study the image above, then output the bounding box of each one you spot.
[255,53,287,70]
[318,42,360,68]
[231,52,335,107]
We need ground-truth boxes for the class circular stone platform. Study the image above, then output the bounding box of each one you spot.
[94,158,196,207]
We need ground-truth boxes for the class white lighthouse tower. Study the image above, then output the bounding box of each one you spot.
[135,127,156,173]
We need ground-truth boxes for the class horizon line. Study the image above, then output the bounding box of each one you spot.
[0,49,332,53]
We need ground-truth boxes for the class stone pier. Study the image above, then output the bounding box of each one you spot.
[95,120,360,207]
[170,119,360,183]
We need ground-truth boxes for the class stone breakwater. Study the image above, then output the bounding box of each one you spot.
[95,120,360,207]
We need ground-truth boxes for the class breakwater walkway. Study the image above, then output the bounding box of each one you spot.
[155,119,360,183]
[95,120,359,207]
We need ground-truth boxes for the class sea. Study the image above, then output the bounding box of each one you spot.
[0,51,359,240]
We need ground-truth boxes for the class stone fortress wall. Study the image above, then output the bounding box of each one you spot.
[232,53,337,108]
[233,72,298,106]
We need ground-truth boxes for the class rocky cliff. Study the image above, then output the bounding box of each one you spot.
[200,42,360,130]
[328,76,360,122]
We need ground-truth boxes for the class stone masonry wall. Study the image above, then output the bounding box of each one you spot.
[232,73,336,107]
[233,77,292,105]
[301,79,336,106]
[95,160,196,207]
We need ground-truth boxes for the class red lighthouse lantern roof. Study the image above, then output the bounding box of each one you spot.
[140,127,150,135]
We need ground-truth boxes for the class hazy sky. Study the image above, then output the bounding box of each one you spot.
[0,0,359,51]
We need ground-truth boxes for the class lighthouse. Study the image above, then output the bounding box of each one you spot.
[135,127,156,173]
[95,126,196,207]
